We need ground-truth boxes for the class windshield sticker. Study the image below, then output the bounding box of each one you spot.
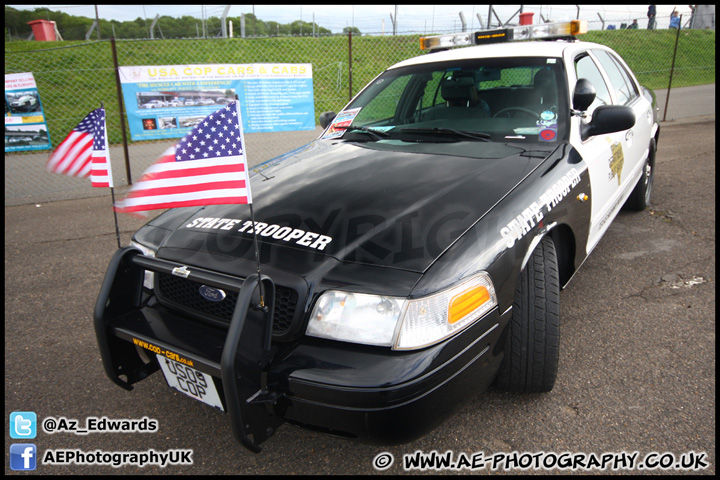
[539,127,557,141]
[540,110,556,122]
[536,111,558,142]
[322,107,362,139]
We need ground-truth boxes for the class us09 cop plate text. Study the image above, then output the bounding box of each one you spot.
[156,355,224,411]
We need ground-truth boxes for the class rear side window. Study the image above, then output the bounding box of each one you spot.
[592,49,639,105]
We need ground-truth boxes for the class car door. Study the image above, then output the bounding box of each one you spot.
[569,50,628,255]
[590,48,653,195]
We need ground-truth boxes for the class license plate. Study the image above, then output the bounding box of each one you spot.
[157,355,224,411]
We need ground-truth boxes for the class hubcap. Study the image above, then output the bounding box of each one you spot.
[644,161,653,203]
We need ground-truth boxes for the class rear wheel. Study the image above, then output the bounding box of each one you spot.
[495,236,560,393]
[624,139,656,211]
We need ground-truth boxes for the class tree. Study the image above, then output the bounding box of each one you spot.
[4,5,337,40]
[265,21,283,36]
[342,26,362,36]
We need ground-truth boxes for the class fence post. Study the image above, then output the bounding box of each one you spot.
[110,37,132,185]
[348,30,353,101]
[663,15,682,122]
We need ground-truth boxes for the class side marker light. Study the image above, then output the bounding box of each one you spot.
[448,286,491,324]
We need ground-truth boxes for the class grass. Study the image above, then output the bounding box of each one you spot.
[583,28,716,89]
[5,29,715,147]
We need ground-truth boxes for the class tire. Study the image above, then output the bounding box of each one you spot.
[495,236,560,393]
[623,139,656,211]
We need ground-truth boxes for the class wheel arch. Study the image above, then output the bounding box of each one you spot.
[521,223,577,289]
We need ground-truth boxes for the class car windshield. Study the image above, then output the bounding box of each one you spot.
[329,56,568,144]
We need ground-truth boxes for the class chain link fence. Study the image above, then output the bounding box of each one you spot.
[5,14,715,206]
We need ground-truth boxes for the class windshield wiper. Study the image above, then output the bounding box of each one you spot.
[399,127,491,141]
[334,125,391,140]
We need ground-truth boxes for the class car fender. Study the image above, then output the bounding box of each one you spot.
[412,143,592,311]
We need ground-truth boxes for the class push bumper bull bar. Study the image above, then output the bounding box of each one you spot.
[94,247,282,452]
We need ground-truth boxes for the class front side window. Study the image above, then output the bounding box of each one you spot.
[574,54,613,113]
[332,57,569,144]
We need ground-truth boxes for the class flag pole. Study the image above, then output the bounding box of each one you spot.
[110,187,122,248]
[248,203,266,310]
[101,102,122,249]
[235,95,265,310]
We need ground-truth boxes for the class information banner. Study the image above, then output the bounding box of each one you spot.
[5,72,52,152]
[118,64,314,141]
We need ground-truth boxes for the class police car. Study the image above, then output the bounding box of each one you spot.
[9,94,39,113]
[95,20,659,452]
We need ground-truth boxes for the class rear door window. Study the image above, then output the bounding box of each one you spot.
[591,49,639,105]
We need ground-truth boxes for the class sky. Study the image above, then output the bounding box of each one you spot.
[8,4,694,34]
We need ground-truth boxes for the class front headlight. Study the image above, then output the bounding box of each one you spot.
[306,272,497,350]
[130,240,157,289]
[306,291,406,347]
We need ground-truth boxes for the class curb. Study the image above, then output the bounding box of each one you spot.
[659,114,715,127]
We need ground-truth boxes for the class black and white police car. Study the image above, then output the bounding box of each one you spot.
[95,20,659,452]
[9,94,39,113]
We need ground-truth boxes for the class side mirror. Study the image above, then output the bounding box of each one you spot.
[318,111,337,129]
[581,105,636,140]
[573,78,596,112]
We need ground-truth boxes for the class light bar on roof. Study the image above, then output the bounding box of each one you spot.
[419,32,475,51]
[420,20,588,50]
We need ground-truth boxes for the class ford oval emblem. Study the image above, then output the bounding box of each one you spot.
[199,285,226,302]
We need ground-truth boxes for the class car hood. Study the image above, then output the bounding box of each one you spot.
[152,139,556,274]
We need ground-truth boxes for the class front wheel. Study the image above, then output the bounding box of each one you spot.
[495,236,560,393]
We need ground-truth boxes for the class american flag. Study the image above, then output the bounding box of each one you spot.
[46,107,114,188]
[114,100,251,213]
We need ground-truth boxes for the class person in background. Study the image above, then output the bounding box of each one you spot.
[629,19,639,29]
[688,5,696,28]
[647,5,657,29]
[669,10,681,29]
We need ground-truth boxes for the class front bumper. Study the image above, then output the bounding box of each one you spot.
[94,247,507,452]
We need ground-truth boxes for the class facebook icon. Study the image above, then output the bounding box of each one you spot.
[10,443,37,471]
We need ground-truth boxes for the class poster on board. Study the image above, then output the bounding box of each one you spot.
[5,72,52,152]
[118,63,315,141]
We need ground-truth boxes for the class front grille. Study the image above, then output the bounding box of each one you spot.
[156,272,298,334]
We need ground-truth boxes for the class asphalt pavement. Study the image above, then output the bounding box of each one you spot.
[4,116,715,474]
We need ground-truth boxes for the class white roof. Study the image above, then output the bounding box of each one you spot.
[389,40,605,69]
